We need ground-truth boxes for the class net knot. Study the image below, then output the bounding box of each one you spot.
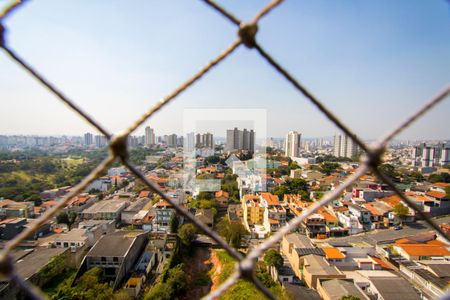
[238,22,258,48]
[362,147,385,170]
[239,257,256,280]
[109,131,129,161]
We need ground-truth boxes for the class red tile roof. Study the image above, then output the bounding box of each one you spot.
[139,191,151,198]
[261,192,279,205]
[215,190,229,199]
[433,182,450,188]
[426,191,446,199]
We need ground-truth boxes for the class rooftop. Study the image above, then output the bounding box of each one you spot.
[87,231,145,257]
[285,233,313,248]
[260,192,280,206]
[82,199,127,214]
[369,277,421,300]
[320,279,368,300]
[322,247,345,260]
[303,254,342,276]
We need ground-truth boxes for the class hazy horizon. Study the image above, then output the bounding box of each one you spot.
[1,0,449,140]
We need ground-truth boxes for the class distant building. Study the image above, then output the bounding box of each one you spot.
[94,135,107,148]
[226,127,255,152]
[186,132,195,152]
[201,133,214,148]
[412,143,450,167]
[84,132,93,146]
[145,126,155,146]
[167,134,177,147]
[285,131,302,158]
[333,134,358,159]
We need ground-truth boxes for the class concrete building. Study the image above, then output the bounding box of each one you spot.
[82,231,148,289]
[94,135,107,148]
[317,279,369,300]
[145,126,156,146]
[153,200,176,233]
[285,131,302,158]
[242,195,265,229]
[226,127,255,152]
[412,143,450,167]
[302,254,346,289]
[79,199,128,221]
[333,134,358,159]
[84,132,93,146]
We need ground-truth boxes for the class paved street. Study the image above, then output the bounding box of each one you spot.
[324,215,450,245]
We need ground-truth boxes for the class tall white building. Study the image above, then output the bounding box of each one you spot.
[185,132,195,152]
[285,131,302,158]
[94,135,107,148]
[333,134,358,159]
[145,126,155,146]
[412,143,450,167]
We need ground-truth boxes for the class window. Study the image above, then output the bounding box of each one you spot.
[101,257,106,262]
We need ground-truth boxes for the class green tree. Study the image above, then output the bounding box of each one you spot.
[410,171,425,182]
[340,296,361,300]
[320,162,340,175]
[217,218,247,248]
[393,203,409,223]
[169,214,179,233]
[178,224,197,246]
[264,249,283,270]
[428,173,443,183]
[54,267,117,300]
[56,211,77,229]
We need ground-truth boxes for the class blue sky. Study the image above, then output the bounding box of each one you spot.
[0,0,449,140]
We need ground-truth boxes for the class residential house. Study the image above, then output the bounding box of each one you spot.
[0,200,34,219]
[152,200,175,233]
[121,198,151,225]
[242,194,264,230]
[195,208,214,228]
[0,218,50,240]
[215,190,229,207]
[394,239,450,261]
[399,260,450,299]
[366,276,421,300]
[304,214,327,238]
[281,233,321,278]
[261,192,286,233]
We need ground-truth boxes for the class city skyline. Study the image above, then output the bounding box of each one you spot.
[0,1,449,139]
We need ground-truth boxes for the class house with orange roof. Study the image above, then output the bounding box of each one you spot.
[215,190,229,207]
[260,192,286,233]
[138,191,151,198]
[322,247,346,263]
[431,182,450,193]
[394,240,450,260]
